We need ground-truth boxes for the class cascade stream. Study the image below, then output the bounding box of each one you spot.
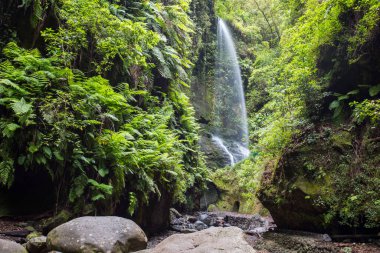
[212,18,249,165]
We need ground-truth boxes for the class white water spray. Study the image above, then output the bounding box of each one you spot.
[212,135,235,166]
[213,18,249,164]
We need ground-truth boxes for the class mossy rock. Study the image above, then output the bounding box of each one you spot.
[211,165,265,214]
[258,124,380,234]
[40,210,73,234]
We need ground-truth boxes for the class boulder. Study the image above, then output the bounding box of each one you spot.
[194,220,208,231]
[185,215,197,223]
[47,216,147,253]
[138,227,256,253]
[0,239,28,253]
[26,236,48,253]
[170,208,182,219]
[198,213,211,225]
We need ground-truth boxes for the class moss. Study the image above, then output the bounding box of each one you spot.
[294,178,324,196]
[258,124,380,232]
[26,231,42,240]
[330,130,352,151]
[211,161,266,214]
[40,210,73,234]
[294,174,332,196]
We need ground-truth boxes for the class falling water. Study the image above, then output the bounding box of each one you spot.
[212,135,235,166]
[212,18,249,164]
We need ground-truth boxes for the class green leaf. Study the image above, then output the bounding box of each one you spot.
[43,146,52,159]
[128,192,137,216]
[88,179,113,195]
[53,151,64,161]
[123,132,135,140]
[329,100,340,110]
[2,123,20,137]
[11,98,32,115]
[69,175,88,202]
[338,95,349,101]
[28,144,39,154]
[98,167,109,177]
[165,170,178,176]
[17,156,26,165]
[333,105,343,118]
[91,194,105,201]
[0,160,14,188]
[369,84,380,97]
[347,89,359,95]
[350,195,358,201]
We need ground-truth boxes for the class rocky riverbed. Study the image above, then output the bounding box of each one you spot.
[0,211,379,253]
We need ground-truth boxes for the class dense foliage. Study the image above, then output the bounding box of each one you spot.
[0,0,207,215]
[1,0,379,232]
[215,0,380,228]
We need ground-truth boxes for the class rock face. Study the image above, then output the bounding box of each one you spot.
[199,182,219,210]
[199,134,233,168]
[47,216,147,253]
[139,227,256,253]
[0,239,28,253]
[258,124,380,234]
[134,185,172,235]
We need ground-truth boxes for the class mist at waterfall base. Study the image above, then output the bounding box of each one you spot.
[210,18,249,166]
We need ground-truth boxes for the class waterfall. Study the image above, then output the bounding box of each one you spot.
[212,135,235,166]
[212,18,249,165]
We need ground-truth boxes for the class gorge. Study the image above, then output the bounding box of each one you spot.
[0,0,379,252]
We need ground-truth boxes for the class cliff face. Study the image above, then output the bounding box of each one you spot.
[257,15,380,233]
[258,123,380,233]
[190,0,217,123]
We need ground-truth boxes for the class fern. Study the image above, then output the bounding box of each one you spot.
[0,122,20,138]
[2,42,22,58]
[0,61,15,74]
[0,160,14,188]
[0,79,29,95]
[0,0,207,214]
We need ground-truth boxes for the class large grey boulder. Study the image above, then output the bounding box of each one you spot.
[139,227,256,253]
[0,239,28,253]
[47,216,147,253]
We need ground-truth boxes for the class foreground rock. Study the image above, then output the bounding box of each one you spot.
[139,227,256,253]
[47,216,147,253]
[0,238,28,253]
[26,236,48,253]
[253,232,340,253]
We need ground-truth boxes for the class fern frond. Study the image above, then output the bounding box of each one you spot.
[3,42,22,59]
[72,69,86,82]
[0,79,29,95]
[152,47,165,64]
[158,64,172,79]
[31,0,44,28]
[0,160,15,188]
[176,65,188,80]
[30,71,51,86]
[0,61,15,74]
